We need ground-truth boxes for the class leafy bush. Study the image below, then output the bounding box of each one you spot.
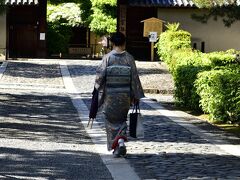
[89,0,117,35]
[47,3,83,55]
[155,23,191,64]
[206,50,239,67]
[156,24,210,110]
[156,23,240,122]
[47,23,71,55]
[195,65,240,123]
[171,50,211,110]
[47,3,82,26]
[89,8,116,35]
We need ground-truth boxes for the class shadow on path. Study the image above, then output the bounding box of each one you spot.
[0,92,93,144]
[0,147,112,180]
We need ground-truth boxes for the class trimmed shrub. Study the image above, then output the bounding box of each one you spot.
[156,24,211,110]
[156,23,191,64]
[156,23,240,123]
[47,23,71,55]
[171,50,211,110]
[206,50,239,67]
[195,65,240,123]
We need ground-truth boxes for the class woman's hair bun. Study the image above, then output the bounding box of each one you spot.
[110,32,126,46]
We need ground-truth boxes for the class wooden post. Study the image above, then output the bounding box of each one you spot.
[151,42,154,61]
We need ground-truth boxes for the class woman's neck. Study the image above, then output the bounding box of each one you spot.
[113,46,125,53]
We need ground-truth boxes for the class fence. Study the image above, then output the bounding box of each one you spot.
[67,43,105,59]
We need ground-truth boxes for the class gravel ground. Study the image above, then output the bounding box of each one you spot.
[67,59,175,103]
[1,59,240,180]
[1,61,64,87]
[66,59,240,179]
[0,60,113,179]
[137,61,174,94]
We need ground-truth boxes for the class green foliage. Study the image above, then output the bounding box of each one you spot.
[48,0,83,4]
[155,23,201,109]
[155,23,191,65]
[165,22,180,31]
[0,0,6,14]
[47,0,117,35]
[156,23,240,123]
[47,3,83,26]
[193,0,225,8]
[195,65,240,123]
[47,23,71,55]
[206,50,240,66]
[47,3,82,55]
[191,5,240,27]
[174,65,207,110]
[91,0,116,6]
[89,8,116,35]
[89,0,117,35]
[171,50,211,110]
[79,0,92,25]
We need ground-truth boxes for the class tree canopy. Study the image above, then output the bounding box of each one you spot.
[48,0,117,35]
[0,0,6,14]
[192,0,240,27]
[89,0,117,35]
[47,3,83,26]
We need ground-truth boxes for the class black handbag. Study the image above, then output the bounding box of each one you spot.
[129,103,144,138]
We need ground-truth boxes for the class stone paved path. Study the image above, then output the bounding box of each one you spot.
[0,59,240,180]
[65,59,240,180]
[0,60,113,180]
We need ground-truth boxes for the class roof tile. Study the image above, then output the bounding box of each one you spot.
[128,0,240,7]
[5,0,39,5]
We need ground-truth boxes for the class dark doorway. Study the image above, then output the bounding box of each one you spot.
[8,6,38,58]
[69,27,87,47]
[126,7,157,61]
[9,25,37,58]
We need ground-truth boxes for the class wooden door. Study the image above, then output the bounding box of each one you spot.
[9,25,37,58]
[8,6,38,58]
[126,7,157,61]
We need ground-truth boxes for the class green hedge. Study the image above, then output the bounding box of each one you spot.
[156,23,191,65]
[206,50,239,67]
[156,24,210,110]
[170,50,211,110]
[47,23,71,56]
[156,23,240,123]
[195,65,240,123]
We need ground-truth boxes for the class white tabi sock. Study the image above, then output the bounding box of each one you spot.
[118,138,125,147]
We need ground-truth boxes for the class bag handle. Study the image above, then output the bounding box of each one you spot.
[132,101,140,113]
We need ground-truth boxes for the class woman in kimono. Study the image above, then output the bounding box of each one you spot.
[94,32,144,157]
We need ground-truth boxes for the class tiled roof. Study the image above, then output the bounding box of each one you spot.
[5,0,39,5]
[128,0,195,7]
[128,0,240,7]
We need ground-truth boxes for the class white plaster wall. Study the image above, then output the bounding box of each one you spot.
[158,8,240,52]
[0,12,6,59]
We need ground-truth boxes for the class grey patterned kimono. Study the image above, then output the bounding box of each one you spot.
[94,50,144,150]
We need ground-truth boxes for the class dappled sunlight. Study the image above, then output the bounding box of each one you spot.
[0,92,92,145]
[0,147,112,179]
[126,141,227,156]
[0,89,113,179]
[126,151,240,179]
[1,61,64,86]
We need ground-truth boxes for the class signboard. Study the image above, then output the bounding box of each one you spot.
[149,32,158,42]
[40,33,45,40]
[141,17,163,37]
